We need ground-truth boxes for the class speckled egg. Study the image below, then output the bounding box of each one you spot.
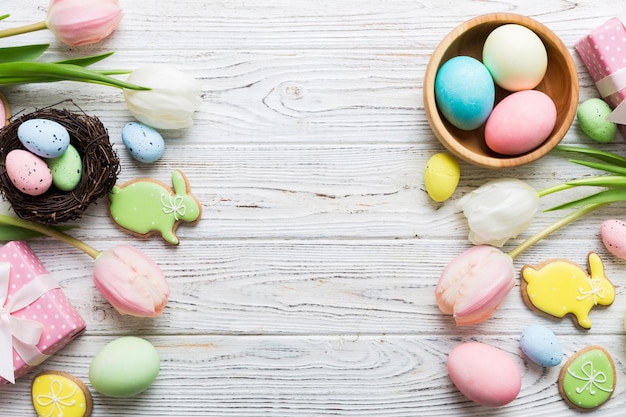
[577,98,617,143]
[520,324,562,367]
[47,144,82,192]
[17,118,70,158]
[434,56,495,130]
[5,149,52,196]
[122,122,165,163]
[600,219,626,259]
[89,336,160,398]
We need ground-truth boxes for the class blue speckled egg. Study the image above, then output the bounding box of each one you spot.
[121,122,165,164]
[520,324,562,367]
[17,118,70,158]
[434,56,495,130]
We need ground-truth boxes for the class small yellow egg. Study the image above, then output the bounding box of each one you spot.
[424,152,460,202]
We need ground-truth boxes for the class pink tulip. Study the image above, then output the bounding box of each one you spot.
[435,245,515,325]
[46,0,123,46]
[93,245,169,317]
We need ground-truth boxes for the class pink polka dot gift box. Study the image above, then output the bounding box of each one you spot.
[0,240,85,385]
[576,17,626,138]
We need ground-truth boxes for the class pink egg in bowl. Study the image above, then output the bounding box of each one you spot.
[485,90,557,155]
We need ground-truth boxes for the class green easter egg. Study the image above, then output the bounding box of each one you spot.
[560,346,615,409]
[89,336,160,398]
[577,98,617,143]
[47,144,82,191]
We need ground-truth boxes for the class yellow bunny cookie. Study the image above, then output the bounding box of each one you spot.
[521,252,615,330]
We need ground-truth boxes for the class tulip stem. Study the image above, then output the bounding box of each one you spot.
[507,203,607,260]
[537,183,574,197]
[0,21,47,39]
[0,214,100,259]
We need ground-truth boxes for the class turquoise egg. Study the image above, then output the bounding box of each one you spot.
[434,56,495,130]
[122,122,165,163]
[17,118,70,158]
[47,144,82,192]
[89,336,160,398]
[520,324,562,367]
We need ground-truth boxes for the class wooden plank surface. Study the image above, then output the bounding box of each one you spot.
[2,0,626,415]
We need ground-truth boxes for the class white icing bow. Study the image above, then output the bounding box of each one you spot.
[0,262,58,383]
[567,361,613,395]
[34,377,78,417]
[161,193,187,220]
[577,277,606,305]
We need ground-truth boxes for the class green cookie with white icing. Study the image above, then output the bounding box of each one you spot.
[559,346,615,410]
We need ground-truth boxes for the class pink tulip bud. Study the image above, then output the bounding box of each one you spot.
[46,0,123,46]
[435,245,515,325]
[93,245,169,317]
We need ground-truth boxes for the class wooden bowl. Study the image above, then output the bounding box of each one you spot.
[424,13,579,169]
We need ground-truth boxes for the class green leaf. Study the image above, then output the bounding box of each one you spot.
[0,61,149,90]
[0,44,49,64]
[557,145,626,167]
[546,189,626,211]
[55,51,115,67]
[566,175,626,188]
[0,14,10,22]
[569,159,626,176]
[0,225,77,241]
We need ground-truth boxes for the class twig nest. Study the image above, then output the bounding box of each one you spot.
[0,107,120,224]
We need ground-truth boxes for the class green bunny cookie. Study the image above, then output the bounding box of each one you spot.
[109,170,202,245]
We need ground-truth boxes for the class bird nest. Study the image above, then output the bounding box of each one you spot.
[0,107,120,224]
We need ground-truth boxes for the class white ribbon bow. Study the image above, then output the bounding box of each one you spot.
[595,67,626,124]
[0,262,59,383]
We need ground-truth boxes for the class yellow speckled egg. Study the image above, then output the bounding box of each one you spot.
[424,152,460,202]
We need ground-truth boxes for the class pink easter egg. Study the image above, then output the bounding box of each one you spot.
[601,219,626,259]
[448,342,521,407]
[485,90,557,155]
[5,149,52,196]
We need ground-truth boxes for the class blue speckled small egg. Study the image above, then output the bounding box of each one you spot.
[17,118,70,158]
[520,324,562,367]
[121,122,165,164]
[47,144,82,192]
[435,56,495,130]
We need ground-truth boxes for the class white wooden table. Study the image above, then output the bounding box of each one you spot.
[2,0,626,415]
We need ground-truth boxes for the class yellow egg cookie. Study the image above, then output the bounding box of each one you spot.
[32,371,92,417]
[521,252,615,330]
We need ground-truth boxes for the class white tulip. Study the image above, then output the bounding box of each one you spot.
[123,64,202,129]
[458,178,539,247]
